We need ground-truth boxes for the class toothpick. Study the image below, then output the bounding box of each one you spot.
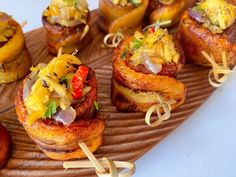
[21,20,28,28]
[57,47,63,57]
[78,142,106,173]
[63,142,136,177]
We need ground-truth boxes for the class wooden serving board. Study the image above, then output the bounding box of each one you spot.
[0,8,216,177]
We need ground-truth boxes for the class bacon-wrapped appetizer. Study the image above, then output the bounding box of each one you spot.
[42,0,90,54]
[0,123,10,169]
[178,0,236,66]
[112,28,187,124]
[0,12,31,84]
[98,0,148,34]
[15,54,104,160]
[148,0,186,27]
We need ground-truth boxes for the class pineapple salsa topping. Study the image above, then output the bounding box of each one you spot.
[43,0,89,27]
[121,27,179,74]
[23,55,92,126]
[189,0,236,33]
[112,0,142,6]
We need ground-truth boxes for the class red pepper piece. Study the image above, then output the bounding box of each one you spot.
[149,27,155,33]
[71,65,89,99]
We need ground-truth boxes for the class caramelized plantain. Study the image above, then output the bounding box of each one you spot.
[148,0,186,26]
[0,12,31,84]
[15,65,104,160]
[111,31,187,113]
[178,11,236,66]
[98,0,148,34]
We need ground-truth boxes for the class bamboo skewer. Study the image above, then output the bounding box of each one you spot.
[58,49,135,177]
[79,142,106,174]
[63,142,135,177]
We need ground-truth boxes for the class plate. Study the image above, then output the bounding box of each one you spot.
[0,7,216,177]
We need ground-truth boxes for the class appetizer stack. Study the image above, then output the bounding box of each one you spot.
[148,0,186,26]
[0,12,31,84]
[15,54,104,160]
[178,0,236,66]
[42,0,90,54]
[112,27,187,124]
[98,0,148,34]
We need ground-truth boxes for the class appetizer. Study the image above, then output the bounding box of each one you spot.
[98,0,148,34]
[99,0,148,47]
[148,0,186,27]
[178,0,236,66]
[112,27,187,125]
[0,123,10,169]
[0,12,31,84]
[42,0,90,54]
[15,54,104,160]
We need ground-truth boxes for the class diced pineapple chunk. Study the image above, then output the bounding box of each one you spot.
[24,54,81,126]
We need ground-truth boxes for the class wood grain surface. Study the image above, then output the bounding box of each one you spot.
[0,4,217,177]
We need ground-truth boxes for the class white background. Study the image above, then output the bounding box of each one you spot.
[1,1,236,177]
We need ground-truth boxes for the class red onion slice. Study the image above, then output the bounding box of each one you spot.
[23,77,36,100]
[53,106,76,126]
[142,51,162,75]
[189,8,204,23]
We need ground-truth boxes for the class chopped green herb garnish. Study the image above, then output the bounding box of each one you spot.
[63,0,78,8]
[59,73,74,88]
[94,101,100,111]
[121,50,128,59]
[131,38,143,51]
[72,0,78,8]
[59,76,68,86]
[44,101,57,118]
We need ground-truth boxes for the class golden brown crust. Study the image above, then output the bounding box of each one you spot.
[111,78,186,112]
[0,12,25,63]
[98,0,148,34]
[15,69,105,160]
[178,10,236,66]
[36,135,102,160]
[0,123,11,169]
[0,47,31,84]
[0,12,31,84]
[148,0,186,26]
[42,16,90,54]
[98,0,137,33]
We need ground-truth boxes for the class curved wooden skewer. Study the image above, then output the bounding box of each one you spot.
[103,30,124,48]
[145,94,176,127]
[201,51,233,88]
[21,21,28,28]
